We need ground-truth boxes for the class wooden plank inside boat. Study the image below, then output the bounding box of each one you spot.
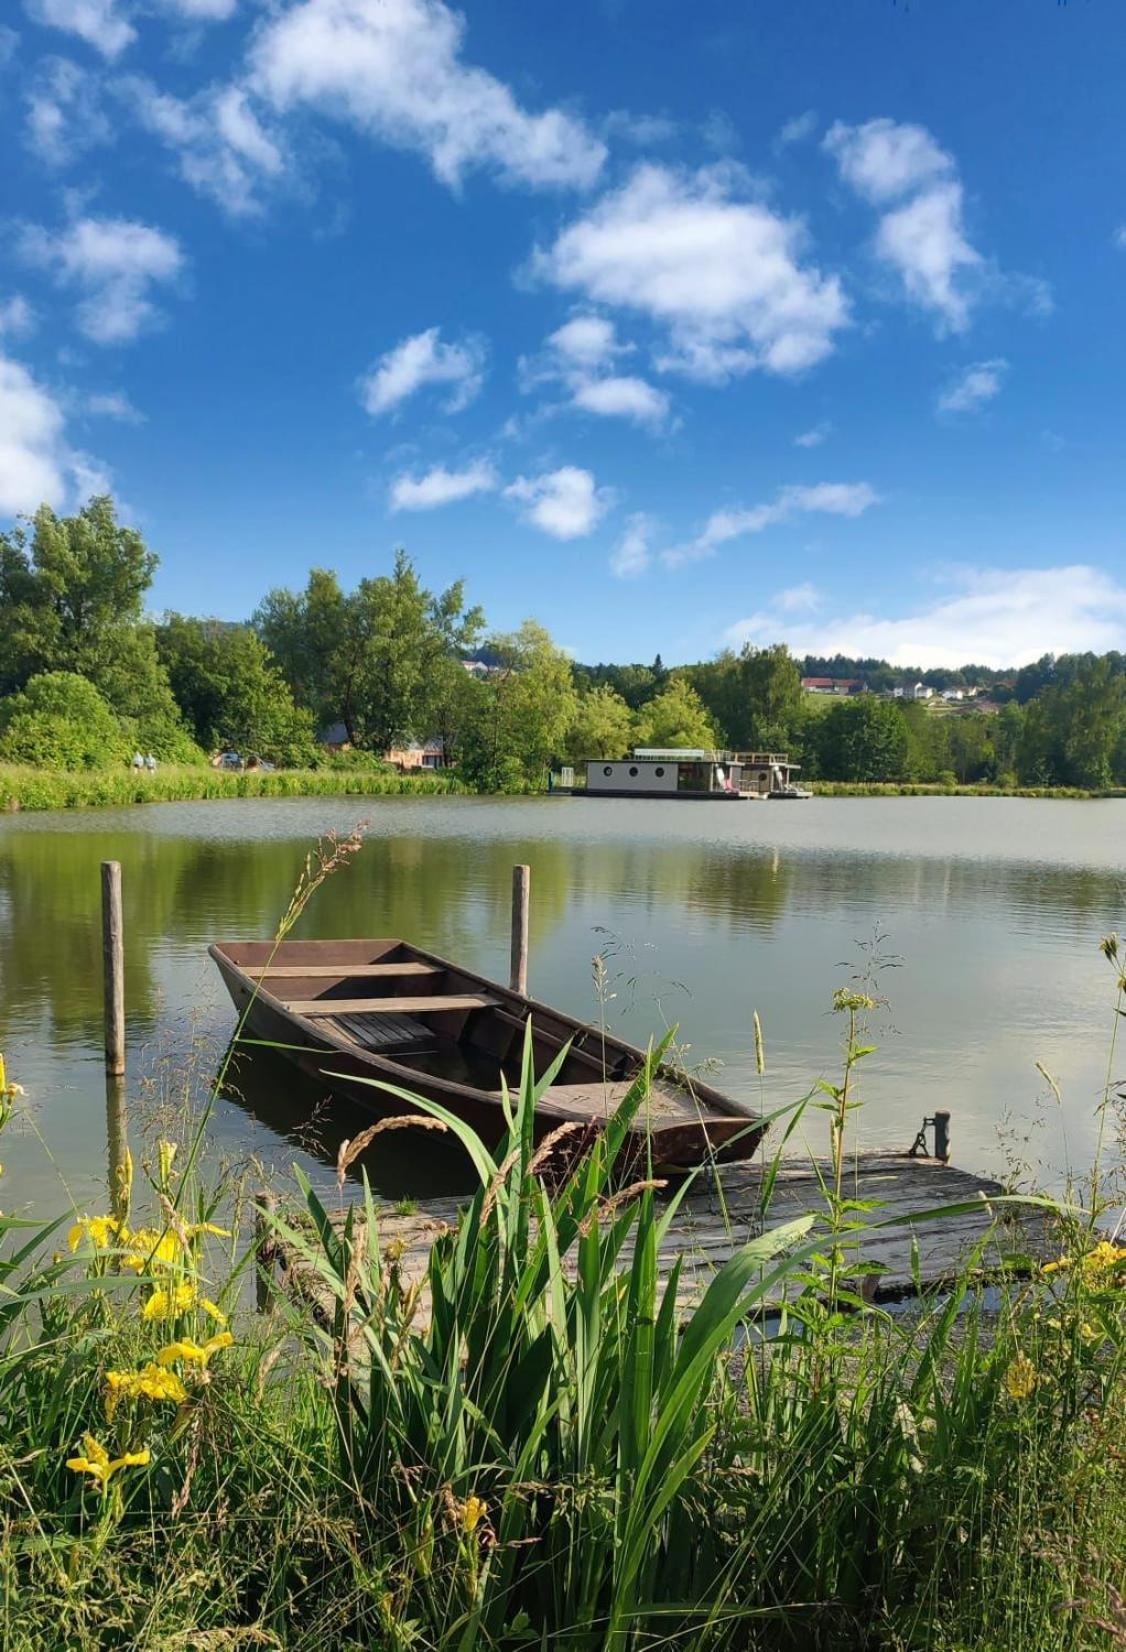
[246,963,443,979]
[286,994,499,1016]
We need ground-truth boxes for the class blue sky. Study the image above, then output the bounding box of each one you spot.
[2,0,1125,667]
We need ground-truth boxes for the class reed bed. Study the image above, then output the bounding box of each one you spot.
[0,763,468,813]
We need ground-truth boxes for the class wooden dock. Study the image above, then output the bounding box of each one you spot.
[263,1151,1060,1324]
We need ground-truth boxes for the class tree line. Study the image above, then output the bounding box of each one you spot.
[1,497,1123,791]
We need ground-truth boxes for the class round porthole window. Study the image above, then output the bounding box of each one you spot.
[654,766,665,777]
[603,765,613,776]
[629,765,639,777]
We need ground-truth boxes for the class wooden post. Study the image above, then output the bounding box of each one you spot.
[510,863,530,995]
[105,1073,130,1225]
[254,1189,277,1313]
[101,860,125,1076]
[934,1110,951,1164]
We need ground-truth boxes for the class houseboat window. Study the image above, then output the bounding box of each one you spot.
[603,765,613,776]
[629,766,639,777]
[654,766,665,777]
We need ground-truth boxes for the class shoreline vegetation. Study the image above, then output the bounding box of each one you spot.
[1,762,1123,813]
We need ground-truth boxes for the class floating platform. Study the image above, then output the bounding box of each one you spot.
[260,1151,1059,1326]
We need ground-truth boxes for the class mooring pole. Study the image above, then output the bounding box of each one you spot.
[934,1110,951,1164]
[254,1189,277,1313]
[105,1073,130,1225]
[101,860,125,1076]
[510,863,530,995]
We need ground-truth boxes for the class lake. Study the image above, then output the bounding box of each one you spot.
[1,794,1124,1217]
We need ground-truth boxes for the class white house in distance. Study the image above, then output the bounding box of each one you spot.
[892,682,935,702]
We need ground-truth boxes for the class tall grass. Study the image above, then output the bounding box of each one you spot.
[0,762,468,812]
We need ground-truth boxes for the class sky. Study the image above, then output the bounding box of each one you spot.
[2,0,1126,669]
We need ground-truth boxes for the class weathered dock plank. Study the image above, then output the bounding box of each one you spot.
[265,1152,1059,1327]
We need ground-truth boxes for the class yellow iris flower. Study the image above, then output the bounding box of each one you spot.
[1004,1352,1038,1401]
[68,1215,122,1252]
[104,1363,188,1419]
[66,1434,150,1491]
[1043,1240,1126,1285]
[461,1495,488,1535]
[141,1281,198,1321]
[156,1330,234,1369]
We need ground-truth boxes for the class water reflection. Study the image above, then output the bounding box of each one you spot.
[0,795,1122,1212]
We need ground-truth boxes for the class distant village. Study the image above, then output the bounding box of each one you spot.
[799,675,1004,712]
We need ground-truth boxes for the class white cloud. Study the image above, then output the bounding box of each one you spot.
[532,162,849,381]
[725,566,1126,667]
[85,389,144,421]
[794,420,831,447]
[937,358,1007,415]
[24,0,135,59]
[389,458,496,510]
[21,215,185,344]
[571,374,671,428]
[775,580,821,613]
[610,511,655,578]
[160,0,237,18]
[0,296,35,338]
[546,314,622,370]
[1113,224,1126,250]
[249,0,606,191]
[664,480,879,567]
[504,465,611,539]
[824,117,953,204]
[603,108,678,146]
[124,78,286,216]
[25,57,111,166]
[0,26,19,64]
[360,326,486,417]
[776,110,818,148]
[825,118,983,331]
[0,350,107,515]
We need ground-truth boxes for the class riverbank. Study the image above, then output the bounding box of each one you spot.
[807,779,1125,798]
[0,763,468,812]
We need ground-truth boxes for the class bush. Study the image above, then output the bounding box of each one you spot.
[0,672,129,770]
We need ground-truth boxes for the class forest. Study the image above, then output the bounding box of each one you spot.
[2,497,1124,792]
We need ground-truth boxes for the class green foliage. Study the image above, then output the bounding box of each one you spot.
[458,622,578,790]
[564,682,635,760]
[632,676,717,749]
[0,762,465,811]
[686,644,802,749]
[1017,656,1126,789]
[0,672,129,770]
[156,614,316,765]
[812,696,912,782]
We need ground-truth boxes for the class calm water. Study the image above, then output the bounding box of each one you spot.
[1,794,1124,1216]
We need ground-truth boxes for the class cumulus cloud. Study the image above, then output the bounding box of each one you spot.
[21,215,185,344]
[85,389,144,421]
[360,326,486,417]
[249,0,606,191]
[610,512,656,578]
[25,57,111,166]
[725,566,1126,668]
[776,110,818,148]
[527,315,672,431]
[824,117,983,331]
[23,0,135,59]
[794,420,831,447]
[0,350,107,515]
[937,358,1007,415]
[504,465,611,539]
[125,78,286,217]
[664,480,879,568]
[389,458,497,510]
[0,296,35,338]
[532,162,849,382]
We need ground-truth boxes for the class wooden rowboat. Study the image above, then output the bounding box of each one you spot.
[210,938,767,1169]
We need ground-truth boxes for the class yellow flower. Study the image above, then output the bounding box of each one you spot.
[66,1434,150,1491]
[156,1331,233,1369]
[68,1215,122,1252]
[141,1281,197,1321]
[1004,1352,1038,1401]
[200,1297,228,1326]
[461,1495,488,1535]
[188,1222,232,1240]
[119,1228,182,1273]
[1043,1241,1126,1285]
[105,1363,188,1419]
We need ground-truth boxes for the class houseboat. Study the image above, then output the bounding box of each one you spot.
[581,749,809,800]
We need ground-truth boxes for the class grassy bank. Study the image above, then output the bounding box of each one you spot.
[810,779,1125,799]
[1,944,1124,1649]
[0,762,468,812]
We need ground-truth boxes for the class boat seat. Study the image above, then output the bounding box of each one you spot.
[317,1012,434,1051]
[246,963,442,979]
[530,1078,692,1120]
[286,994,498,1016]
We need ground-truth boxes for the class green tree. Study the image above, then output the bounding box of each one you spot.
[0,497,194,758]
[814,698,911,781]
[565,685,635,761]
[459,623,578,791]
[0,672,130,770]
[255,553,483,752]
[1017,657,1125,788]
[633,678,717,749]
[156,616,316,764]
